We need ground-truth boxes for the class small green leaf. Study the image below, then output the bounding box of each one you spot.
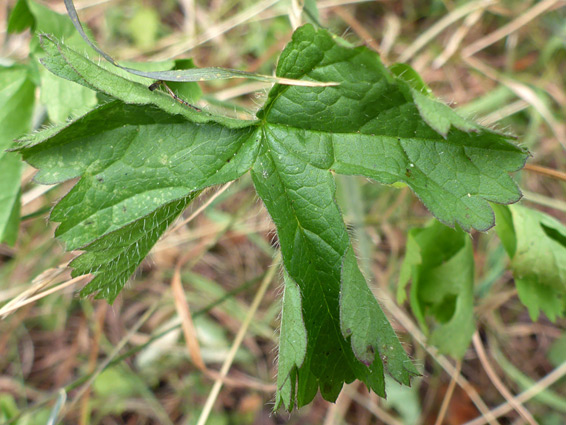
[411,89,478,137]
[260,24,528,232]
[0,65,35,244]
[399,220,476,358]
[0,155,22,245]
[276,272,308,411]
[73,193,199,303]
[7,0,34,34]
[303,0,322,26]
[18,101,259,251]
[397,233,421,305]
[0,66,35,152]
[494,205,566,321]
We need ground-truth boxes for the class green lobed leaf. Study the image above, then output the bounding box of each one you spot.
[259,24,528,232]
[18,101,259,251]
[251,127,417,406]
[494,204,566,321]
[62,0,337,88]
[398,220,476,358]
[276,272,308,410]
[72,193,200,303]
[15,23,529,408]
[341,247,415,383]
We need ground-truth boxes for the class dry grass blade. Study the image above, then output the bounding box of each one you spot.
[0,264,68,316]
[332,6,381,53]
[472,332,538,425]
[0,274,88,318]
[434,359,462,425]
[465,56,566,149]
[322,385,353,425]
[213,81,271,101]
[195,254,280,425]
[523,163,566,182]
[288,0,304,29]
[380,13,400,59]
[254,0,378,22]
[464,360,566,425]
[462,0,565,57]
[21,184,57,206]
[78,303,107,425]
[154,0,280,59]
[479,100,529,126]
[433,8,485,68]
[61,301,166,423]
[178,0,196,40]
[522,190,566,213]
[398,0,495,63]
[171,254,275,392]
[171,265,206,371]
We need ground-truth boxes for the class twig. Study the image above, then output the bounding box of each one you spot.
[523,163,566,182]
